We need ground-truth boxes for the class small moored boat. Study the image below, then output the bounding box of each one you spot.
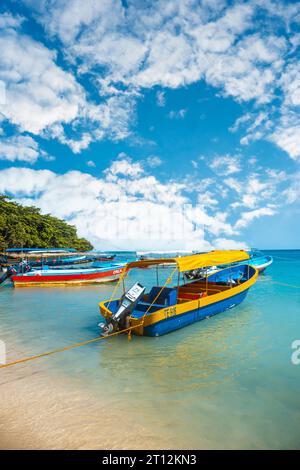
[11,263,126,287]
[246,250,273,272]
[218,250,273,273]
[99,250,258,337]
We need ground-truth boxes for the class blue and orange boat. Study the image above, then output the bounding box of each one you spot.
[99,250,258,337]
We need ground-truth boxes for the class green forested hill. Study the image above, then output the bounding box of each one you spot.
[0,195,93,251]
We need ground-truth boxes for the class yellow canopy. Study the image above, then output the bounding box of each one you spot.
[127,250,250,272]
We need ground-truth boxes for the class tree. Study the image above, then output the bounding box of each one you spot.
[0,195,93,251]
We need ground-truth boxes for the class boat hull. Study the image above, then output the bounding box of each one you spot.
[253,258,273,272]
[143,289,248,337]
[12,267,124,287]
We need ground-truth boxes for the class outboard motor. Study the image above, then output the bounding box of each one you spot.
[99,282,145,336]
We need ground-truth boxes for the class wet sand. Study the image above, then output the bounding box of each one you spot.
[0,362,177,450]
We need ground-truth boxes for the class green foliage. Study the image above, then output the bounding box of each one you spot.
[0,195,93,251]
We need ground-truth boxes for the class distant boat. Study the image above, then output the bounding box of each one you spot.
[4,247,76,253]
[30,255,90,267]
[11,263,126,287]
[1,249,84,267]
[98,250,258,337]
[1,250,116,268]
[191,249,273,274]
[218,250,273,273]
[29,254,116,267]
[92,254,116,262]
[246,250,273,272]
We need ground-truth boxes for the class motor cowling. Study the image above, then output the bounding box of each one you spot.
[99,282,145,336]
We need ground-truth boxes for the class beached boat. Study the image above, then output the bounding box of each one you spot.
[99,250,258,337]
[11,263,126,287]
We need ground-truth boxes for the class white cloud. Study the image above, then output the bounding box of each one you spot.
[168,109,187,119]
[25,0,122,44]
[0,12,23,29]
[229,113,252,133]
[283,172,300,203]
[0,23,85,135]
[146,155,162,168]
[270,120,300,161]
[0,135,41,163]
[156,91,166,107]
[104,158,144,179]
[0,167,55,195]
[60,133,93,154]
[212,237,249,250]
[1,1,298,160]
[26,0,286,107]
[235,207,277,230]
[228,58,300,159]
[209,155,241,176]
[197,191,219,209]
[226,171,284,211]
[280,62,300,107]
[0,12,136,153]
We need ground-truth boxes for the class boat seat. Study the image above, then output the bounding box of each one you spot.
[178,292,202,300]
[148,286,177,306]
[134,302,163,311]
[131,303,163,317]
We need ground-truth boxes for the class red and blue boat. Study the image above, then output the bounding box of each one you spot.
[11,263,126,287]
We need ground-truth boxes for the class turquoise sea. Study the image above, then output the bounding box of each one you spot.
[0,250,300,449]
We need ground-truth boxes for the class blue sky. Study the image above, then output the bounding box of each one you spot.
[0,0,299,250]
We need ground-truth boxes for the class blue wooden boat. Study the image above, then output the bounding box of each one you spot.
[217,250,273,273]
[1,249,88,268]
[99,250,258,337]
[246,250,273,272]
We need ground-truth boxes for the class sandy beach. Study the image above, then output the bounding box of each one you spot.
[0,361,177,450]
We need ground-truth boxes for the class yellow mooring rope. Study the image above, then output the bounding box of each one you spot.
[0,323,143,370]
[107,268,128,308]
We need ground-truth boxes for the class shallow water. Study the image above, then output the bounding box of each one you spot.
[0,250,300,449]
